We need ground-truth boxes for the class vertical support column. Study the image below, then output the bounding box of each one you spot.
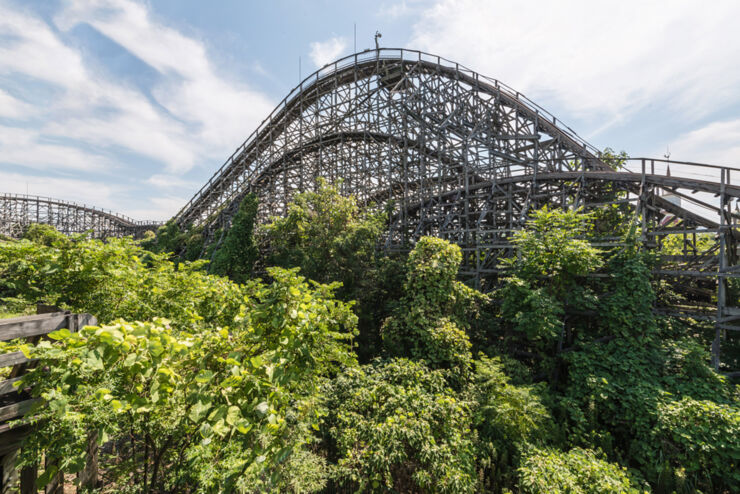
[20,464,37,494]
[77,431,99,492]
[44,455,63,494]
[713,168,727,370]
[1,450,19,494]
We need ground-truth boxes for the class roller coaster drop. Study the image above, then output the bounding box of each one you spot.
[1,49,738,370]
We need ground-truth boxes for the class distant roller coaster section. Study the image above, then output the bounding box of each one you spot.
[0,193,162,239]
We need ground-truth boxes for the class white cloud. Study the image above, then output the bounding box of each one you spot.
[0,0,274,184]
[146,173,199,190]
[123,194,189,220]
[663,120,740,169]
[405,0,740,126]
[309,36,348,68]
[0,126,112,171]
[0,171,122,211]
[0,89,35,119]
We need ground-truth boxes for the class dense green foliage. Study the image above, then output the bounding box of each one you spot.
[0,234,242,329]
[263,179,386,297]
[325,358,477,493]
[518,447,640,494]
[381,237,483,376]
[210,193,259,283]
[262,180,400,361]
[1,185,738,493]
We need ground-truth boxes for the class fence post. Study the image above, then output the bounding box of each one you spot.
[44,455,63,494]
[20,463,37,494]
[77,431,99,492]
[1,449,19,494]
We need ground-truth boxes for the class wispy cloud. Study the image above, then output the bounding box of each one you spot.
[0,89,35,119]
[0,0,274,185]
[309,36,348,68]
[405,0,740,127]
[661,119,740,168]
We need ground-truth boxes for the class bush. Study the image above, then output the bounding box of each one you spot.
[646,398,740,492]
[210,193,258,283]
[381,237,486,376]
[325,358,477,493]
[470,356,552,490]
[263,178,386,299]
[0,235,244,329]
[6,267,357,493]
[518,447,640,494]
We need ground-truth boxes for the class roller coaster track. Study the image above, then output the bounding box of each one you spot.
[1,48,738,370]
[0,193,162,238]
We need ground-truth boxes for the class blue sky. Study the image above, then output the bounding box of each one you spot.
[1,0,739,219]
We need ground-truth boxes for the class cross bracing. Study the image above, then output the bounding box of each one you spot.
[0,193,162,239]
[1,48,738,371]
[171,49,739,371]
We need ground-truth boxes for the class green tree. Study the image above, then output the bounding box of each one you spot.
[324,358,477,493]
[518,447,641,494]
[263,179,392,360]
[210,193,259,283]
[469,356,552,491]
[645,397,740,492]
[263,179,386,298]
[381,237,487,377]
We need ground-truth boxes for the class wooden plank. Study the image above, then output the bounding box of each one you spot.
[0,352,31,369]
[20,464,37,494]
[77,431,99,492]
[0,313,70,342]
[0,399,40,423]
[1,449,18,494]
[44,455,63,494]
[0,424,30,456]
[0,377,21,397]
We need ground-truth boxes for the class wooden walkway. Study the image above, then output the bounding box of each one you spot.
[0,306,97,494]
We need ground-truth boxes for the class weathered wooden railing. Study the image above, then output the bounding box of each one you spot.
[0,306,97,494]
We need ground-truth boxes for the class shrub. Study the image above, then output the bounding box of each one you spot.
[210,193,258,283]
[471,356,552,490]
[518,447,640,494]
[381,237,486,376]
[0,235,244,329]
[325,358,477,493]
[646,398,740,492]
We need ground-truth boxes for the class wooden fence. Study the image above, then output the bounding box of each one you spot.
[0,306,97,494]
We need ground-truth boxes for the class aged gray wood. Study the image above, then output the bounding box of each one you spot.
[77,431,99,492]
[20,464,37,494]
[0,312,70,342]
[0,399,40,423]
[0,352,30,369]
[44,455,63,494]
[0,377,21,397]
[1,449,18,494]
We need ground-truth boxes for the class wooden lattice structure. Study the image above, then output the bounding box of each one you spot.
[1,49,738,370]
[0,194,161,239]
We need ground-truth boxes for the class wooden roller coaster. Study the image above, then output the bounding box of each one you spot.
[1,49,738,371]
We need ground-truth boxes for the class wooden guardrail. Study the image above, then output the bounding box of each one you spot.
[0,306,97,494]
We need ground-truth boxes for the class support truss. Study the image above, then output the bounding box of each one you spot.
[0,194,161,239]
